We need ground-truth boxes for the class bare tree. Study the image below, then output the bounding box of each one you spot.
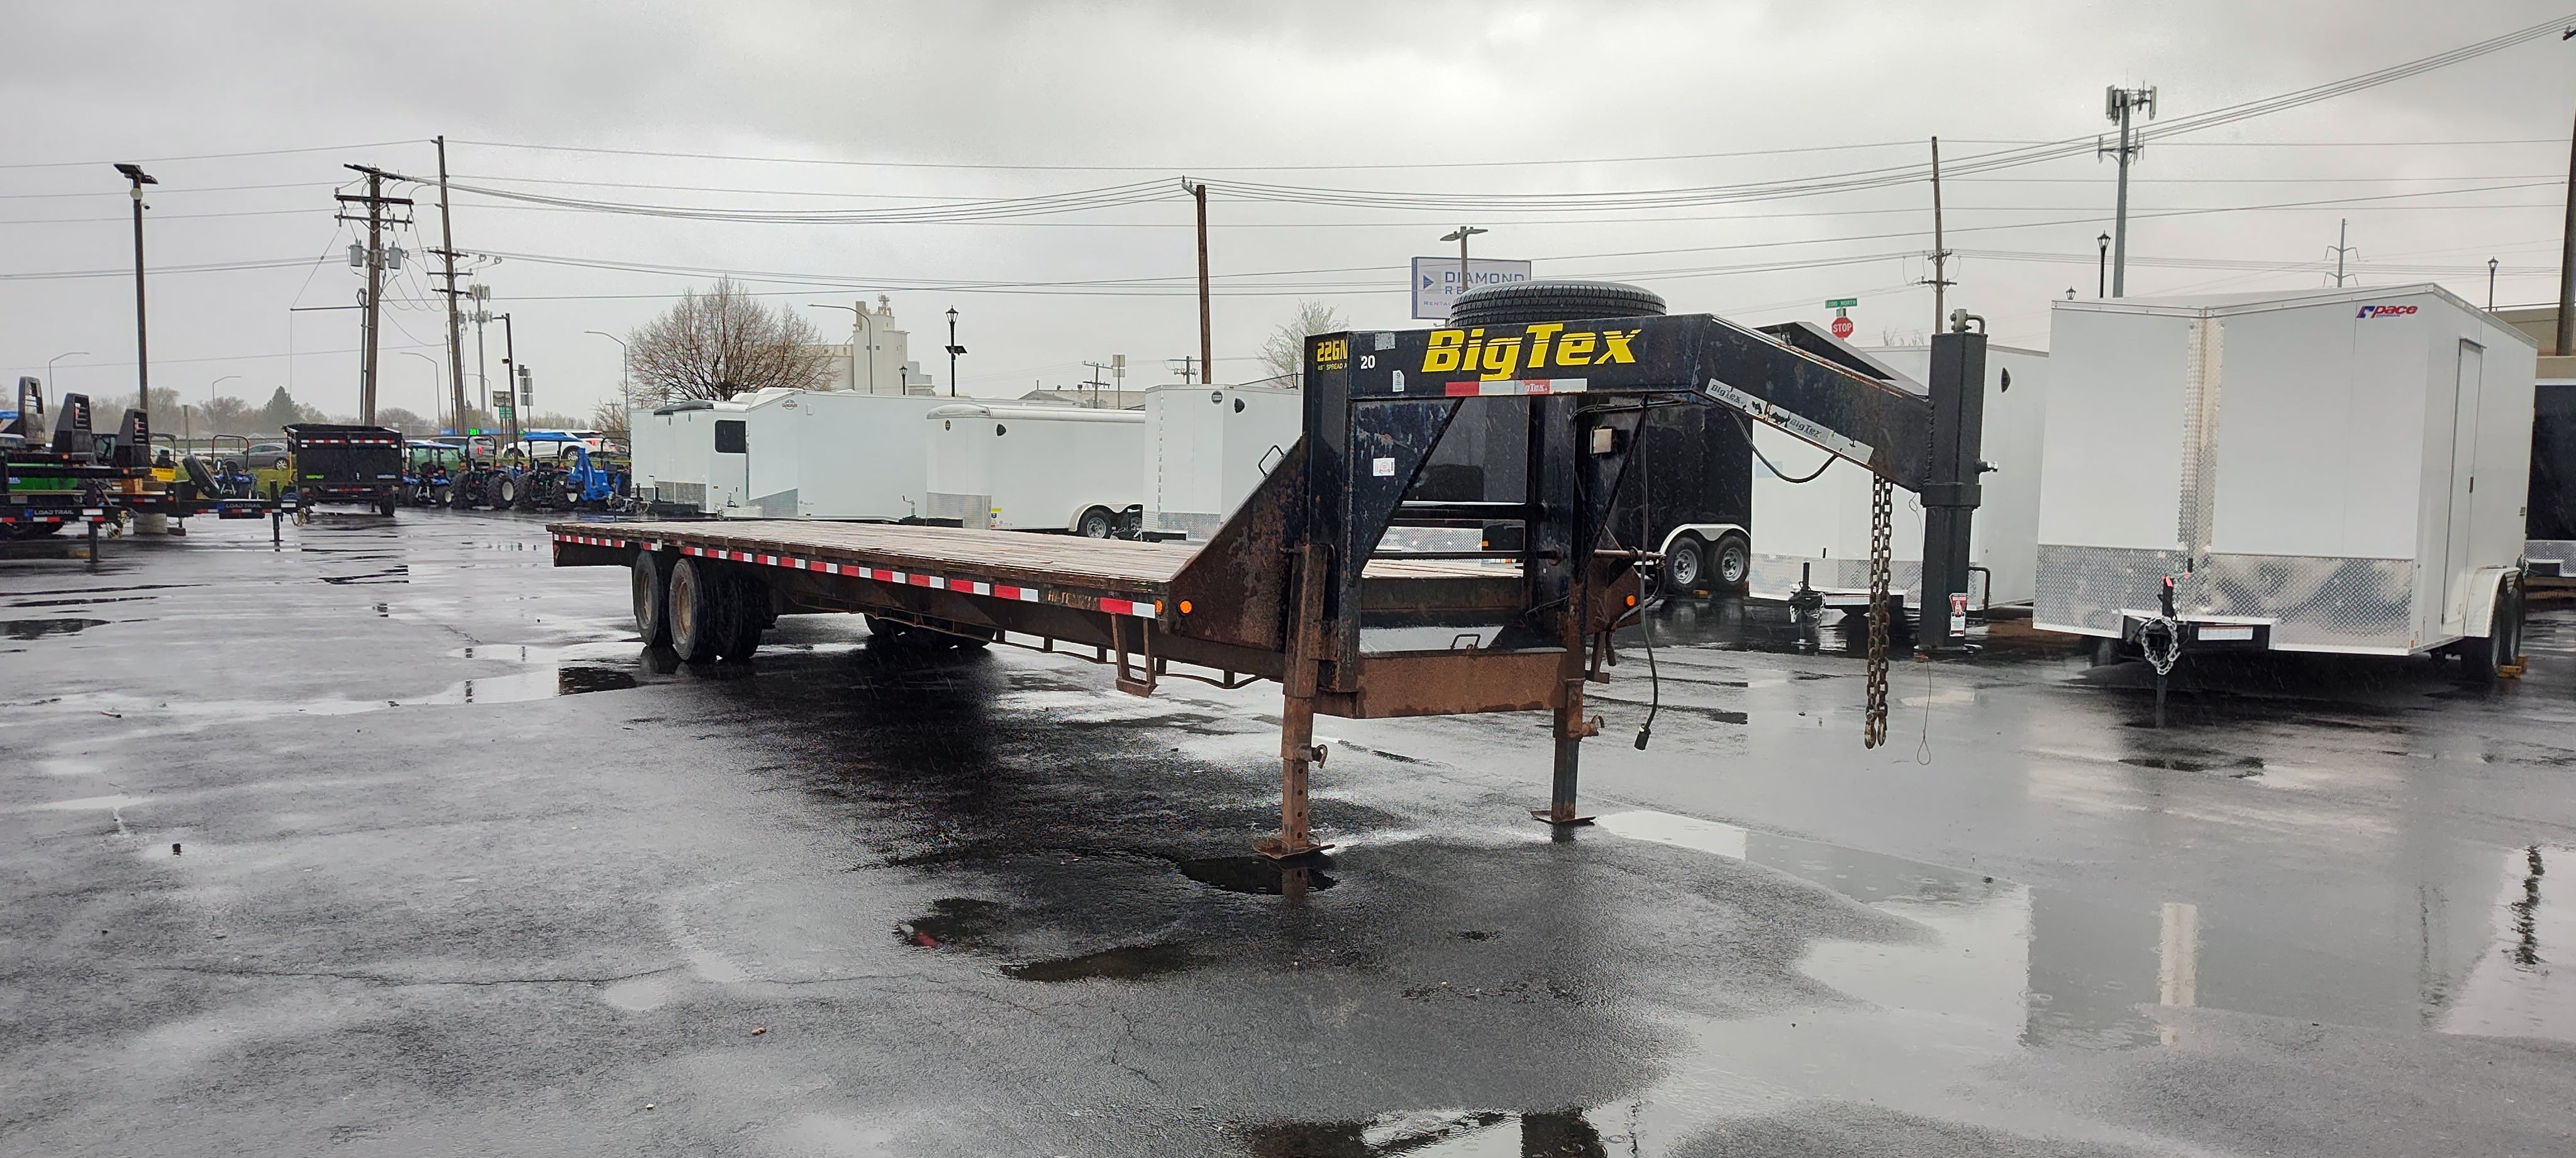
[628,277,833,404]
[1257,300,1348,387]
[586,397,631,441]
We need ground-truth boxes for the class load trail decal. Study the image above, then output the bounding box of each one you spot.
[552,532,1159,619]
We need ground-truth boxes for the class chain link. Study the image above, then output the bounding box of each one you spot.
[1865,475,1892,748]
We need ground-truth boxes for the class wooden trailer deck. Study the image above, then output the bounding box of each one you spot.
[550,519,1513,622]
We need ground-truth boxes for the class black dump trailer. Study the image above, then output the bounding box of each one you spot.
[2529,382,2576,575]
[1417,281,1757,594]
[284,424,405,516]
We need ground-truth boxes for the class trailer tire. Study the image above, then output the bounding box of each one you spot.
[1710,531,1750,589]
[716,570,767,661]
[1077,507,1116,539]
[1449,279,1667,328]
[2462,576,2526,685]
[1665,533,1706,592]
[864,615,913,647]
[667,556,721,662]
[632,551,674,647]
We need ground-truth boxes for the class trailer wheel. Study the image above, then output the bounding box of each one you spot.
[1665,533,1706,592]
[667,556,721,662]
[1710,531,1751,589]
[632,551,674,647]
[2462,576,2527,686]
[1077,507,1115,538]
[716,570,767,661]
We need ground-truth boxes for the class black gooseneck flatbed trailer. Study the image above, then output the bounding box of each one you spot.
[552,295,1987,860]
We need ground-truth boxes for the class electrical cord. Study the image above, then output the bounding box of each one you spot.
[1731,411,1838,483]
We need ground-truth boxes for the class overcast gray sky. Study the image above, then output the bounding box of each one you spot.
[8,1,2575,426]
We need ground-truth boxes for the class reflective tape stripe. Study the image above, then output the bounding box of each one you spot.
[552,532,1159,617]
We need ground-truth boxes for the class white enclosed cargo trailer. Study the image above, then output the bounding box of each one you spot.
[2033,284,2534,674]
[1746,344,2050,611]
[1140,384,1301,541]
[630,398,747,515]
[926,403,1146,536]
[631,389,954,519]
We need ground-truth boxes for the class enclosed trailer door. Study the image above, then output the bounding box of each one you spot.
[2441,341,2484,629]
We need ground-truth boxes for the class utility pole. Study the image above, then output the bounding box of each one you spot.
[1440,225,1489,319]
[2101,85,2155,298]
[1080,360,1113,409]
[1169,356,1198,385]
[113,164,156,426]
[2558,33,2576,355]
[497,311,516,445]
[433,137,469,435]
[2328,219,2357,287]
[1192,181,1213,388]
[337,166,413,425]
[1923,138,1953,329]
[470,285,491,426]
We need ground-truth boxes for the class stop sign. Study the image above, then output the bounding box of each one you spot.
[1830,316,1855,339]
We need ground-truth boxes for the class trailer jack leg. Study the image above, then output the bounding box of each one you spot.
[1533,676,1601,829]
[86,520,101,573]
[1255,694,1331,861]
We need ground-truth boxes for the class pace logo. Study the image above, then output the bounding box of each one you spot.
[2355,304,2418,319]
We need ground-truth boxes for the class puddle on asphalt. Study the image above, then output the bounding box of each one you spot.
[896,897,1007,949]
[7,595,156,608]
[1002,941,1202,983]
[2118,753,2265,776]
[1179,855,1340,895]
[11,793,148,813]
[1243,1110,1592,1157]
[1591,811,2576,1053]
[4,617,108,639]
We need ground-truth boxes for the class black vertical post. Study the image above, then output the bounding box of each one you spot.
[1528,395,1590,825]
[1919,330,1986,652]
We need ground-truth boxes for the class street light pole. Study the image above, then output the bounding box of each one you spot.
[585,331,630,424]
[1440,226,1487,316]
[209,374,240,439]
[2097,232,2111,298]
[395,351,441,433]
[46,351,89,406]
[114,163,158,426]
[945,307,965,399]
[801,303,875,394]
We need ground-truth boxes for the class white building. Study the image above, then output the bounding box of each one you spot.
[813,296,937,395]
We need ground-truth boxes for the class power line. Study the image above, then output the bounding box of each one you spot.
[0,140,425,171]
[447,136,1935,174]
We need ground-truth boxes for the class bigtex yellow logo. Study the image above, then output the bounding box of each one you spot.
[1422,323,1640,380]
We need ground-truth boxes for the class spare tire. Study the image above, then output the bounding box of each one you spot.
[1450,279,1667,328]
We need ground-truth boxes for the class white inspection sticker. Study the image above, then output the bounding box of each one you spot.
[2199,625,2255,641]
[1372,456,1396,477]
[1391,370,1406,394]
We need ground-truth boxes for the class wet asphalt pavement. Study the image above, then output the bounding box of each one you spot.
[5,510,2575,1157]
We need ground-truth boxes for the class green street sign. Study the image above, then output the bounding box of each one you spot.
[1824,297,1858,309]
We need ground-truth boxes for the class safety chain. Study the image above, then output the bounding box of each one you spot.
[1864,476,1892,748]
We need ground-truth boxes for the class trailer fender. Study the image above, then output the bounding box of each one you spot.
[2462,567,2523,639]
